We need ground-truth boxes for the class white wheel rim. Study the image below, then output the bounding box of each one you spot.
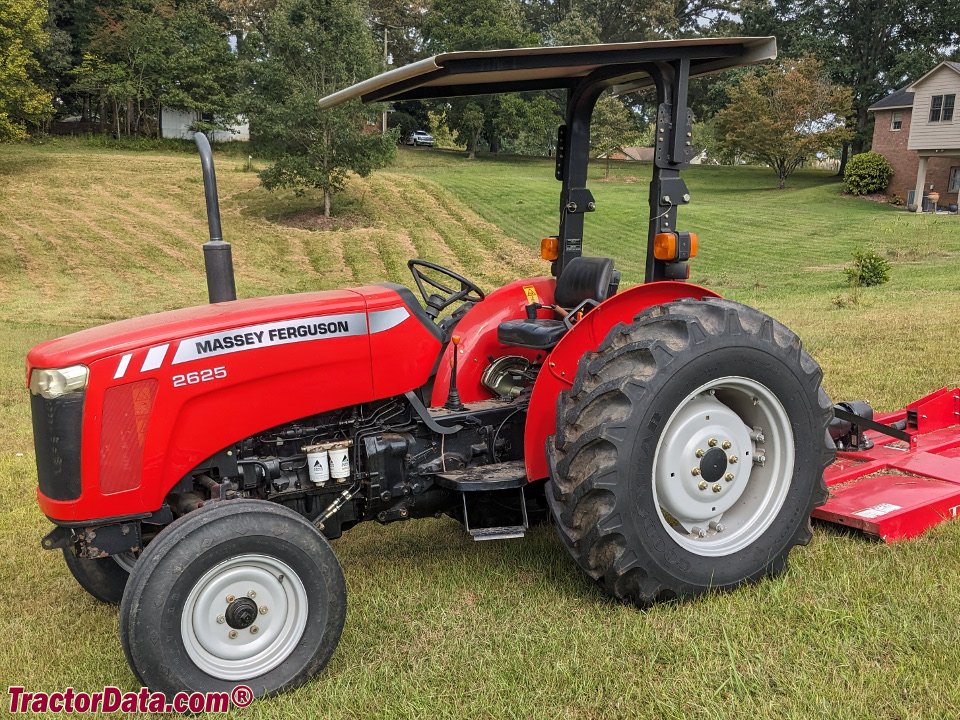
[651,376,795,557]
[181,553,309,681]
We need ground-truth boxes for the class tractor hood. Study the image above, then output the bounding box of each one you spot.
[27,288,388,373]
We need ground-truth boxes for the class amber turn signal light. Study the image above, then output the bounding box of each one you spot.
[653,232,698,261]
[541,237,559,261]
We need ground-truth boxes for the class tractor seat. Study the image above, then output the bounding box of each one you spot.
[497,257,619,350]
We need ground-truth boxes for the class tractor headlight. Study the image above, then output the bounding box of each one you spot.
[29,365,89,399]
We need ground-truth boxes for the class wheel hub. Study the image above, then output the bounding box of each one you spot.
[655,394,753,525]
[225,596,258,629]
[180,554,308,681]
[652,376,795,557]
[699,447,728,483]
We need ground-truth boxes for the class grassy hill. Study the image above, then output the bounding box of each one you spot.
[2,142,960,719]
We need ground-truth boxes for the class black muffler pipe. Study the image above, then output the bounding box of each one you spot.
[194,132,237,303]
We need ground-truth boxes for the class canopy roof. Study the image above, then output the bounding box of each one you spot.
[318,37,776,108]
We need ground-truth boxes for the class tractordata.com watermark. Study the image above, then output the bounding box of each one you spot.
[8,685,254,713]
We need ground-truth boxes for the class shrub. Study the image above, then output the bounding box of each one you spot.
[843,152,893,195]
[844,249,890,286]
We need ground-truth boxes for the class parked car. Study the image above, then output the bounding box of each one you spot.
[406,130,434,147]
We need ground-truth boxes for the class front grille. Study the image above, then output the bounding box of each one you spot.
[31,391,85,501]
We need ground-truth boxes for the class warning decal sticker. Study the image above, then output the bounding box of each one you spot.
[852,503,903,519]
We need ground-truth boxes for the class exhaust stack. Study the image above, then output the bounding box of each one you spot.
[194,132,237,303]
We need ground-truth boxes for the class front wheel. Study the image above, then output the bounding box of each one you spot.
[62,549,134,604]
[547,298,834,605]
[119,500,346,700]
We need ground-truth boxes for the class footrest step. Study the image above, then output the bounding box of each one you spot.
[469,525,527,541]
[435,460,527,492]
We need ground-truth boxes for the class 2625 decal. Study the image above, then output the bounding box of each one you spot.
[172,366,227,387]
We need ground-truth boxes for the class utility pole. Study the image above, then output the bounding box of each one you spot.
[382,27,389,135]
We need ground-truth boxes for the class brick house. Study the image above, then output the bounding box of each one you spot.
[869,61,960,210]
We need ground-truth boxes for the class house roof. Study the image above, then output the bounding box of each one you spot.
[907,60,960,92]
[869,61,960,111]
[318,37,777,108]
[868,85,914,111]
[600,146,655,161]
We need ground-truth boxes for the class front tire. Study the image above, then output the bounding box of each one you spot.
[119,500,346,700]
[62,549,132,604]
[546,298,833,605]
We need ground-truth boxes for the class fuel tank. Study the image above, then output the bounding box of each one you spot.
[27,284,442,522]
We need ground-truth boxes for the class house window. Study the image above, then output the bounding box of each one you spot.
[951,167,960,192]
[930,94,956,122]
[891,111,903,131]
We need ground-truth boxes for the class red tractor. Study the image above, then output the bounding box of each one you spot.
[30,38,837,700]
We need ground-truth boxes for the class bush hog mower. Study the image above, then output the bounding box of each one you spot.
[27,37,960,701]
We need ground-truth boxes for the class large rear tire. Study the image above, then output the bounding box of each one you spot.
[546,298,834,605]
[119,500,346,701]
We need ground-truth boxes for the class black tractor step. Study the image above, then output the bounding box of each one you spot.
[434,460,528,492]
[459,483,530,542]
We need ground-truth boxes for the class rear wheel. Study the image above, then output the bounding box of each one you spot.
[119,500,346,700]
[546,298,833,605]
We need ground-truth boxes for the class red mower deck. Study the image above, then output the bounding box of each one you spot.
[815,387,960,541]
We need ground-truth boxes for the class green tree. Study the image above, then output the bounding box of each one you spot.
[245,0,395,216]
[162,3,239,135]
[515,94,563,156]
[742,0,960,167]
[0,0,53,140]
[526,0,737,44]
[591,94,635,178]
[72,1,236,138]
[714,56,853,189]
[68,52,130,136]
[422,0,537,158]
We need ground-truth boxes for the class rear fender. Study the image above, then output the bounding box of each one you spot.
[523,281,721,482]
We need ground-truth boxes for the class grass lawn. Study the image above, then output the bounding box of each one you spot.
[2,140,960,719]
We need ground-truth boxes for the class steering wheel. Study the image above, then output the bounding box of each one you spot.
[408,259,485,319]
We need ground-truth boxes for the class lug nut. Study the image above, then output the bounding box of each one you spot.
[691,467,701,476]
[698,480,708,490]
[722,441,731,449]
[226,595,235,603]
[247,590,256,599]
[695,448,705,458]
[709,521,724,532]
[228,630,238,639]
[259,605,268,614]
[708,438,717,447]
[753,454,766,466]
[216,615,225,624]
[712,483,722,493]
[729,455,738,464]
[725,473,735,481]
[250,626,259,634]
[756,433,765,443]
[694,527,707,538]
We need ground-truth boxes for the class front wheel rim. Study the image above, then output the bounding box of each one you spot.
[651,376,795,557]
[181,553,309,680]
[113,551,138,573]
